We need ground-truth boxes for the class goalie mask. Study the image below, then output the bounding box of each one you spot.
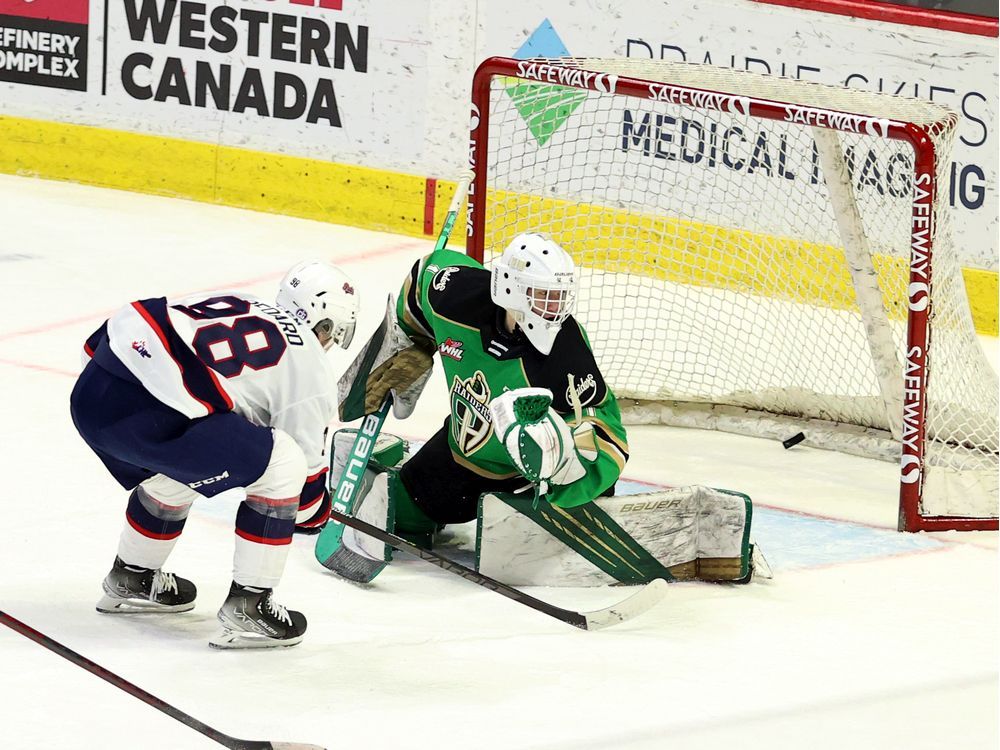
[490,233,579,355]
[276,260,359,350]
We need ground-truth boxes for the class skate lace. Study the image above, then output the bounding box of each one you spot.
[151,571,179,596]
[264,594,292,626]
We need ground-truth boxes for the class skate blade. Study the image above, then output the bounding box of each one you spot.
[209,628,304,650]
[96,594,196,614]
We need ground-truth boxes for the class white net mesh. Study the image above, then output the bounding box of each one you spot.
[476,57,998,522]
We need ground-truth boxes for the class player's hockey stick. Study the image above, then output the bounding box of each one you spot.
[326,508,668,630]
[315,172,473,567]
[0,609,324,750]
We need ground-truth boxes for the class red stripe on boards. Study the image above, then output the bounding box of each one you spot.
[423,178,438,236]
[753,0,998,37]
[0,0,88,24]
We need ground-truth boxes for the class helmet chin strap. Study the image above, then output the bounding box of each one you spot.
[503,310,520,335]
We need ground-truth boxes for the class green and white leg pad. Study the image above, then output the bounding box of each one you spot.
[476,485,757,586]
[326,472,396,584]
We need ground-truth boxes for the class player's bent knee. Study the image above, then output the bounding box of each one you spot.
[140,474,202,507]
[246,429,308,501]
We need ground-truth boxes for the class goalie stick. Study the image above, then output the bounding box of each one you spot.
[0,609,324,750]
[326,507,669,631]
[315,171,473,568]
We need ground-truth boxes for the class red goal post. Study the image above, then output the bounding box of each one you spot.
[467,56,998,532]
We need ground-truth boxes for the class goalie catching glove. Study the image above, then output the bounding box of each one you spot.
[488,388,597,496]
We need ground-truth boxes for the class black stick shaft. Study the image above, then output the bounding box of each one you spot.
[0,609,272,750]
[327,509,588,629]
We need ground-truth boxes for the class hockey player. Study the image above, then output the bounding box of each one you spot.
[324,233,629,583]
[69,261,358,648]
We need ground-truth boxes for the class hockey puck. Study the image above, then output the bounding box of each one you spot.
[782,432,806,449]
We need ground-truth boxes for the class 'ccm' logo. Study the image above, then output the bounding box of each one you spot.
[189,470,230,489]
[908,282,929,312]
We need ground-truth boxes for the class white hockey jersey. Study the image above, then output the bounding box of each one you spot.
[97,292,337,473]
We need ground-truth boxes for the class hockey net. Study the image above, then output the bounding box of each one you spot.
[467,57,998,532]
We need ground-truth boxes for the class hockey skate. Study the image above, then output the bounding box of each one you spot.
[96,556,197,614]
[210,582,307,649]
[325,472,394,585]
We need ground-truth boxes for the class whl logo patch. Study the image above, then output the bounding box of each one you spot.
[439,337,464,361]
[506,19,586,146]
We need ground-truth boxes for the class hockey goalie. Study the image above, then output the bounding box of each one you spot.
[320,233,761,587]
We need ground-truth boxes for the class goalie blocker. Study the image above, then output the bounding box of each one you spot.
[476,486,759,586]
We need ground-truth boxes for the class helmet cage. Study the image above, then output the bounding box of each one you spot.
[313,316,357,350]
[490,234,579,355]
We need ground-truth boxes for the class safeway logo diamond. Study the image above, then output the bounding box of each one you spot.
[506,19,587,146]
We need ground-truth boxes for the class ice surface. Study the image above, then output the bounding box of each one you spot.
[0,175,995,750]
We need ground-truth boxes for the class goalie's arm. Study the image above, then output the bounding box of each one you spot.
[546,392,629,509]
[395,249,483,343]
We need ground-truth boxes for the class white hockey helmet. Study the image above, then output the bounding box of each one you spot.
[490,233,578,355]
[276,260,359,350]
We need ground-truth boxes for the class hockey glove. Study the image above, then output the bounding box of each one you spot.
[489,388,589,492]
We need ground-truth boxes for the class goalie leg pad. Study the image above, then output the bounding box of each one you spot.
[328,471,397,584]
[482,493,676,585]
[329,427,407,484]
[476,486,754,587]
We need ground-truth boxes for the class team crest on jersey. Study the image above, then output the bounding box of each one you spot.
[432,266,459,291]
[439,337,464,361]
[451,370,493,455]
[131,340,152,359]
[566,373,598,406]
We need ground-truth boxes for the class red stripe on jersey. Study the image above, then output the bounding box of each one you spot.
[131,301,233,413]
[204,362,233,410]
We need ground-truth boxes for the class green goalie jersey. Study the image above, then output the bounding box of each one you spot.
[396,249,629,509]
